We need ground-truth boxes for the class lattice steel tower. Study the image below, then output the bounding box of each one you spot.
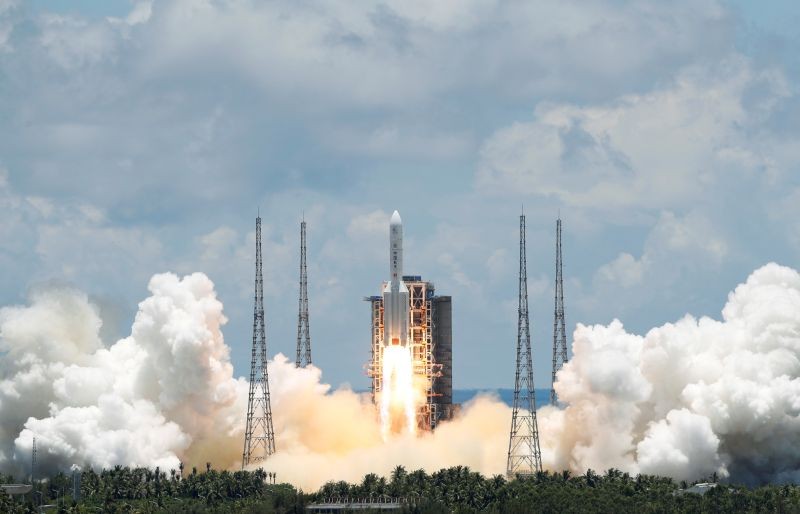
[550,217,568,405]
[507,212,543,478]
[242,214,276,467]
[31,436,37,485]
[296,218,312,367]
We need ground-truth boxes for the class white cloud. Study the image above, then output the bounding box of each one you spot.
[346,210,390,241]
[600,211,727,281]
[476,59,789,210]
[485,248,508,280]
[650,211,727,262]
[198,226,239,262]
[596,253,645,288]
[321,124,472,160]
[114,0,153,27]
[0,0,798,396]
[770,187,800,251]
[0,0,18,51]
[38,14,117,69]
[0,178,165,306]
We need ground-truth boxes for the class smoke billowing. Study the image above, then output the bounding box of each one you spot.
[544,262,800,485]
[0,273,247,475]
[2,264,800,489]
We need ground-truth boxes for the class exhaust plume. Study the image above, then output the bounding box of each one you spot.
[379,346,417,439]
[542,262,800,485]
[0,273,247,474]
[2,264,799,489]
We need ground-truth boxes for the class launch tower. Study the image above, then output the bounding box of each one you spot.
[506,212,543,477]
[242,214,276,467]
[366,211,453,431]
[296,217,312,368]
[550,217,568,405]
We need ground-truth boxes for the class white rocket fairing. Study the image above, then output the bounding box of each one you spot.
[383,210,409,347]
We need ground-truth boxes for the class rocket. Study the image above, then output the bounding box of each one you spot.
[383,210,409,347]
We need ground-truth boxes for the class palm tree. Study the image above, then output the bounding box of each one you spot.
[359,473,379,497]
[389,465,407,495]
[584,468,598,487]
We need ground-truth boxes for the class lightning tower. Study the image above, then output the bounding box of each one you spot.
[31,436,37,485]
[550,217,568,405]
[242,214,276,467]
[296,217,312,367]
[506,212,543,478]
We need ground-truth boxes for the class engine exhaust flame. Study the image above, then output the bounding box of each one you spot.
[380,345,416,440]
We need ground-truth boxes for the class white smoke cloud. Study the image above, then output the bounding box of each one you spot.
[544,262,800,484]
[260,354,510,489]
[2,264,800,488]
[0,273,246,474]
[0,270,511,488]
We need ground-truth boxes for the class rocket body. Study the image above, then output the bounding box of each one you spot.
[383,210,409,347]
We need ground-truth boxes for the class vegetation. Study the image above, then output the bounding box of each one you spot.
[2,465,800,512]
[0,464,305,513]
[314,466,800,513]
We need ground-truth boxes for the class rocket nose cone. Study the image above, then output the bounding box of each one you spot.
[390,210,402,225]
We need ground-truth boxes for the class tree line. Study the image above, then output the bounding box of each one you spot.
[314,466,800,513]
[1,464,303,513]
[2,464,800,512]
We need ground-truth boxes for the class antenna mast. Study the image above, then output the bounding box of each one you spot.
[506,212,543,477]
[296,218,312,367]
[551,217,568,405]
[242,214,276,467]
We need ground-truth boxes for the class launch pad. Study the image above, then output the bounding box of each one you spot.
[366,212,454,433]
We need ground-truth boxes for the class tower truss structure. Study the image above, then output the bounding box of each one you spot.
[550,217,568,405]
[242,215,276,467]
[296,218,312,367]
[31,436,37,485]
[367,277,449,430]
[507,213,543,478]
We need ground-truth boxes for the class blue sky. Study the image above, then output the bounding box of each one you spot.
[1,0,799,388]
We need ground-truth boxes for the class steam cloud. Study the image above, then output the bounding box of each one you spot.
[0,273,247,474]
[1,264,799,488]
[543,262,800,485]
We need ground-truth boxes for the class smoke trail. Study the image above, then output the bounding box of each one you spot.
[2,264,800,489]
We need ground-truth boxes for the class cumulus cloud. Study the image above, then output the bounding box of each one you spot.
[2,0,795,394]
[594,210,728,291]
[545,263,800,484]
[0,0,738,214]
[476,59,789,210]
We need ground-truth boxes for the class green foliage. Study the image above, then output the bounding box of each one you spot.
[11,464,800,513]
[311,467,800,514]
[2,464,303,513]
